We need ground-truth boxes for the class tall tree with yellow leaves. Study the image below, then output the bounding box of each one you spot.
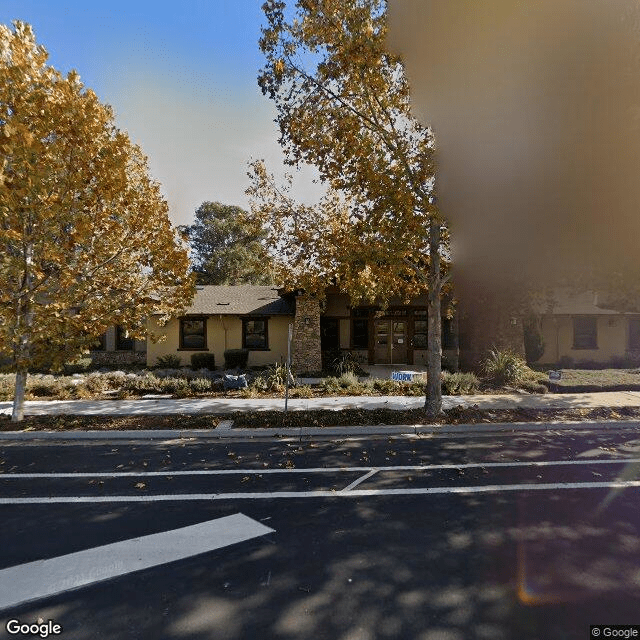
[253,0,448,416]
[0,21,195,421]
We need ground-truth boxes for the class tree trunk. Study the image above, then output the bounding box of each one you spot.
[425,219,443,418]
[12,241,34,423]
[11,368,27,423]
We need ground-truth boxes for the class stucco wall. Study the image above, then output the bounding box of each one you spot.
[147,315,293,369]
[339,319,350,349]
[324,293,350,316]
[538,315,629,365]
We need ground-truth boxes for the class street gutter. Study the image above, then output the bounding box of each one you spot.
[1,419,639,441]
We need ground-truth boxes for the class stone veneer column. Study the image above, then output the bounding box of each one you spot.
[291,294,322,374]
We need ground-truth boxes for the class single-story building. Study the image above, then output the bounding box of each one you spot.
[145,285,461,373]
[532,289,640,367]
[147,285,299,370]
[89,325,146,366]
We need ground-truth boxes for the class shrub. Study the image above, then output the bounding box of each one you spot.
[258,363,292,391]
[62,358,93,375]
[320,377,342,394]
[224,349,249,370]
[155,354,182,369]
[0,375,14,401]
[523,316,545,364]
[189,377,213,393]
[83,373,110,394]
[121,374,163,394]
[336,371,359,388]
[290,385,314,398]
[441,371,479,395]
[190,353,216,370]
[370,378,402,394]
[482,349,528,386]
[325,350,368,376]
[159,377,185,393]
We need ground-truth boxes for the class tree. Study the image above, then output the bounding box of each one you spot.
[254,0,448,416]
[180,201,274,285]
[0,21,195,421]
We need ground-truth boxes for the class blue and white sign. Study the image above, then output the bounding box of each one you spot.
[391,371,417,382]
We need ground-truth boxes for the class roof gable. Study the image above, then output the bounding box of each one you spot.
[185,285,294,316]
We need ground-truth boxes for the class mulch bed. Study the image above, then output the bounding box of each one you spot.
[2,406,640,432]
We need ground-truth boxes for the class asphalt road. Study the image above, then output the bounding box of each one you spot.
[1,426,640,640]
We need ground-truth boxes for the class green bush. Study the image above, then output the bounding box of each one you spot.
[441,371,479,395]
[320,377,342,394]
[336,371,359,388]
[121,374,163,394]
[155,354,182,369]
[83,373,110,394]
[523,316,545,364]
[189,377,213,393]
[62,358,93,375]
[190,353,216,370]
[370,378,403,394]
[224,349,249,370]
[482,349,529,386]
[290,385,314,398]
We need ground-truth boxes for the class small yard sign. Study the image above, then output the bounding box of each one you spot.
[391,371,416,382]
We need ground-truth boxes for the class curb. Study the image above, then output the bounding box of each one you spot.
[0,419,638,441]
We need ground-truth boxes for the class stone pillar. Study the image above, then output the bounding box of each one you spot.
[291,294,322,374]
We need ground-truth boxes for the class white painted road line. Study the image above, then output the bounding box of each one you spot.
[1,480,640,504]
[2,457,639,479]
[342,469,379,492]
[0,513,274,611]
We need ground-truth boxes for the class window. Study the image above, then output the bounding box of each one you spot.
[180,318,207,350]
[351,308,370,349]
[116,325,133,351]
[629,317,640,350]
[243,318,268,350]
[321,318,340,351]
[413,319,428,349]
[573,316,597,349]
[442,318,457,350]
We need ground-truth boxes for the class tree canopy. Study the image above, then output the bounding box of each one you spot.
[180,201,274,285]
[251,0,448,415]
[0,21,195,420]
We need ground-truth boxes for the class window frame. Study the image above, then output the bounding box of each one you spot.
[179,317,208,351]
[572,316,598,350]
[242,317,269,351]
[351,308,370,350]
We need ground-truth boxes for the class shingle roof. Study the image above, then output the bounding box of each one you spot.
[185,285,295,316]
[532,289,622,315]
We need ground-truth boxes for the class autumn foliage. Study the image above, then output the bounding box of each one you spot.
[0,22,194,420]
[249,0,448,415]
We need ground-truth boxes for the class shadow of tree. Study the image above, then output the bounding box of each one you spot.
[3,485,640,640]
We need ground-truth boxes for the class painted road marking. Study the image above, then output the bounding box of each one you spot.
[2,456,640,479]
[1,480,640,504]
[0,513,274,611]
[342,469,379,491]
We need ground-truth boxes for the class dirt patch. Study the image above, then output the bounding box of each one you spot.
[2,406,640,432]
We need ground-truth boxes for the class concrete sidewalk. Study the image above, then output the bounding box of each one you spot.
[3,390,640,416]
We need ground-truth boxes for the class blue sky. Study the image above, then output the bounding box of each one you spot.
[0,0,321,226]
